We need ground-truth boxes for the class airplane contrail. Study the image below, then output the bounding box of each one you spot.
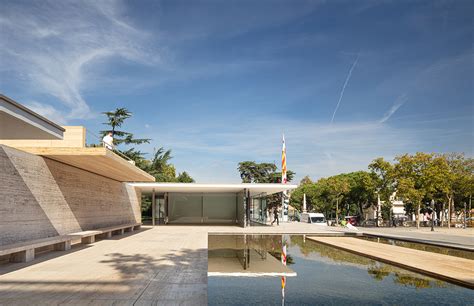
[379,94,407,123]
[331,53,359,123]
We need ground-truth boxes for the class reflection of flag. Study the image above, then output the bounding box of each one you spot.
[281,244,287,265]
[281,134,287,184]
[281,243,287,299]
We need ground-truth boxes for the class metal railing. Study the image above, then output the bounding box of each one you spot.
[86,130,136,165]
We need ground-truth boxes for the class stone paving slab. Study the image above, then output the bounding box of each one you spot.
[1,224,472,305]
[307,236,474,289]
[0,227,208,306]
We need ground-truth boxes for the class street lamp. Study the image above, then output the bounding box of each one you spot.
[431,199,435,232]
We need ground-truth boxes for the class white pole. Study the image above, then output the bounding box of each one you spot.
[377,192,381,227]
[303,193,307,213]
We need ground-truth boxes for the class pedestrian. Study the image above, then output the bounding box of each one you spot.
[102,131,114,150]
[271,206,279,226]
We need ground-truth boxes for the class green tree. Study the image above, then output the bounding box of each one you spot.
[100,108,151,166]
[101,108,150,146]
[393,153,441,228]
[237,161,295,210]
[148,147,172,173]
[369,157,394,203]
[330,175,350,223]
[177,171,195,183]
[308,180,334,216]
[121,148,149,171]
[146,147,176,182]
[237,161,277,183]
[299,175,313,185]
[440,154,474,227]
[237,161,259,183]
[290,176,318,212]
[237,161,294,184]
[345,171,377,220]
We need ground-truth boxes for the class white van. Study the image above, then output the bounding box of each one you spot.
[300,213,327,226]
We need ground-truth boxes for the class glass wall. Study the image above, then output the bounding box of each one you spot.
[154,196,166,225]
[203,193,237,224]
[168,192,238,224]
[168,193,202,223]
[250,197,267,224]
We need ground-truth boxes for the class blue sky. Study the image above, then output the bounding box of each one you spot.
[1,0,473,183]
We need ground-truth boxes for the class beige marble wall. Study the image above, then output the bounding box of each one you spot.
[0,145,141,246]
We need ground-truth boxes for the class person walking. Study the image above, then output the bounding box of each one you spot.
[271,206,279,226]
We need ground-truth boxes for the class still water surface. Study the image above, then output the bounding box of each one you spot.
[208,235,474,305]
[356,235,474,260]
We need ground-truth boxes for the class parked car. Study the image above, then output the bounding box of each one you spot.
[300,213,328,226]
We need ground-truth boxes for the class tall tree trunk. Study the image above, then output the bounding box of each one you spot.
[335,198,339,226]
[416,203,420,229]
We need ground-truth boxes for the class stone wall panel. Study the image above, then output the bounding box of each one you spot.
[0,145,141,246]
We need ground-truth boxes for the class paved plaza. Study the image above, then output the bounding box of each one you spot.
[0,224,472,305]
[0,226,209,305]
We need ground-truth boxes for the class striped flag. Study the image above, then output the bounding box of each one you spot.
[281,134,287,184]
[281,134,289,223]
[281,243,287,300]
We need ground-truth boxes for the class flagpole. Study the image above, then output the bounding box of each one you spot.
[281,134,289,222]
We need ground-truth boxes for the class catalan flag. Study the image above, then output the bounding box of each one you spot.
[281,242,287,299]
[281,134,287,184]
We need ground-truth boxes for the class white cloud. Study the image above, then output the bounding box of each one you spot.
[0,0,158,121]
[25,101,67,125]
[379,94,407,123]
[139,114,465,183]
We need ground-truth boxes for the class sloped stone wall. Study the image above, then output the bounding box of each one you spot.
[0,145,141,246]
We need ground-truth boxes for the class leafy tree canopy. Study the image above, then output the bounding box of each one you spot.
[237,161,294,183]
[289,153,473,224]
[100,108,195,184]
[100,108,150,146]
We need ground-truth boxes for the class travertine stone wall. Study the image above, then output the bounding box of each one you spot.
[0,126,86,148]
[0,145,141,246]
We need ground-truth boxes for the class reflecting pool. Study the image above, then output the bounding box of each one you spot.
[208,235,474,305]
[356,235,474,260]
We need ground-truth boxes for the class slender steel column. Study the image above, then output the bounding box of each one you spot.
[164,192,168,224]
[152,188,155,226]
[246,189,251,227]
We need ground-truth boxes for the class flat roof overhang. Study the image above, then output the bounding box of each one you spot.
[16,147,155,182]
[0,95,65,140]
[208,250,297,277]
[129,182,297,197]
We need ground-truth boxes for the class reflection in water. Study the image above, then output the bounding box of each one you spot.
[290,235,446,289]
[366,263,447,289]
[208,235,296,277]
[356,236,474,260]
[208,235,474,305]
